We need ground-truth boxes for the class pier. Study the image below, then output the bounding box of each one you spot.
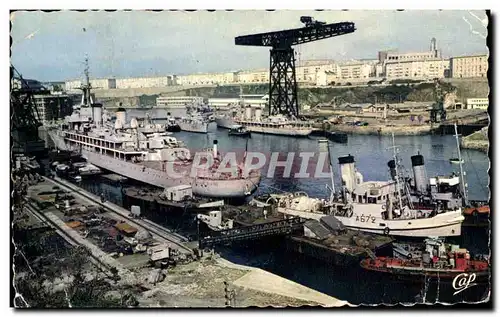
[198,217,305,248]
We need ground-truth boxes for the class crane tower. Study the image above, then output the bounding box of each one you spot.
[235,17,356,117]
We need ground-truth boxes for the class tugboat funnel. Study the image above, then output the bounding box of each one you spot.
[213,140,218,158]
[411,154,428,193]
[387,160,397,181]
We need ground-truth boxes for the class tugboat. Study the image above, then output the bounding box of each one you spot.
[273,136,465,237]
[360,238,490,281]
[228,125,251,137]
[165,113,181,132]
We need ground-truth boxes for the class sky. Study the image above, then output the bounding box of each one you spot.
[10,10,489,82]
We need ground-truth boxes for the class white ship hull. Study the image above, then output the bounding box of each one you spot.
[215,117,236,129]
[178,122,209,133]
[48,130,259,198]
[277,208,464,237]
[242,125,313,137]
[336,211,464,237]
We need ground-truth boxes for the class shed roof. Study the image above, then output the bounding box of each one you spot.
[320,215,345,231]
[66,221,83,229]
[114,222,138,234]
[304,220,331,240]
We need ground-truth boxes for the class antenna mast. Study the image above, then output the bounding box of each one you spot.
[454,123,468,205]
[391,133,404,211]
[326,142,336,203]
[79,56,93,106]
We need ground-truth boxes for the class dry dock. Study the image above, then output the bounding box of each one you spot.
[18,175,347,307]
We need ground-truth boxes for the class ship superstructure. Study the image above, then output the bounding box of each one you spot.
[218,104,313,137]
[178,107,209,133]
[48,62,260,198]
[273,141,464,237]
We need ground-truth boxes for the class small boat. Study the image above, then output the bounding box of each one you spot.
[77,163,102,176]
[360,238,490,281]
[450,158,464,164]
[317,139,329,143]
[165,117,181,132]
[325,131,348,144]
[55,164,69,172]
[69,173,82,182]
[228,125,251,137]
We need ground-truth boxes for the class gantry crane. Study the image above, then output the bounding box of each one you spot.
[430,78,451,123]
[10,65,47,157]
[235,17,356,117]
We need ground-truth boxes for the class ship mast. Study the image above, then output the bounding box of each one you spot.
[326,142,336,203]
[79,57,93,107]
[454,123,468,205]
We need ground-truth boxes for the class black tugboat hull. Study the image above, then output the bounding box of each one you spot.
[166,125,181,132]
[229,132,251,138]
[325,131,348,143]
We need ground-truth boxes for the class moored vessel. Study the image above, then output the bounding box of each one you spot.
[178,108,209,133]
[360,238,490,281]
[271,136,465,237]
[228,125,251,137]
[47,64,261,199]
[233,105,313,137]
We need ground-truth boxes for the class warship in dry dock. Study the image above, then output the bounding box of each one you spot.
[47,65,261,199]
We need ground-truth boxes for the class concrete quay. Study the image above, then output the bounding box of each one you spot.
[216,257,348,307]
[461,127,489,153]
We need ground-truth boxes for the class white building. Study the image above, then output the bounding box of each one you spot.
[236,69,269,84]
[65,78,116,91]
[208,95,268,110]
[33,94,73,124]
[338,62,374,81]
[156,96,204,108]
[115,76,175,89]
[450,54,489,78]
[466,98,488,110]
[295,60,338,84]
[176,72,238,85]
[385,59,450,79]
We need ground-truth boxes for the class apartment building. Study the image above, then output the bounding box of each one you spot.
[156,96,204,108]
[176,72,238,85]
[65,78,117,91]
[33,94,73,124]
[466,98,488,110]
[338,62,373,80]
[385,59,450,79]
[450,54,488,78]
[236,69,269,84]
[115,76,175,89]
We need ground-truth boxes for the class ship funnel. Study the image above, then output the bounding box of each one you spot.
[116,106,127,127]
[130,117,138,129]
[245,105,252,120]
[255,107,262,122]
[213,140,218,158]
[387,160,397,180]
[338,155,356,192]
[411,153,428,193]
[91,103,103,128]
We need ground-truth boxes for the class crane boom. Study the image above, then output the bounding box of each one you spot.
[235,22,356,48]
[235,19,356,117]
